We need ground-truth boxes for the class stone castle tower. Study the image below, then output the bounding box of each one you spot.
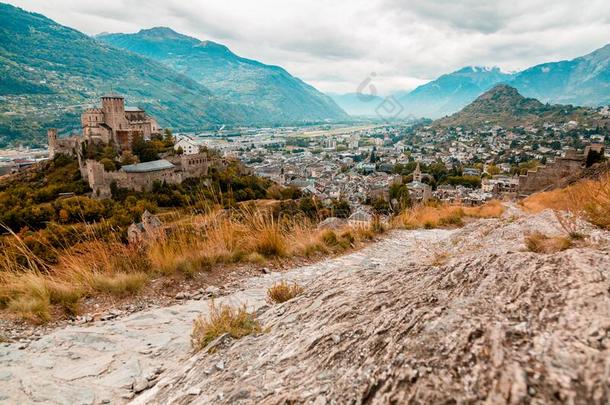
[47,128,58,158]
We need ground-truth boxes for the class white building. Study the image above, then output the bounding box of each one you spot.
[174,136,200,155]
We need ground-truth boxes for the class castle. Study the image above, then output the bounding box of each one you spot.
[48,94,160,157]
[47,94,214,199]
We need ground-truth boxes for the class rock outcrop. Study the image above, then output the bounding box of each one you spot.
[138,209,610,404]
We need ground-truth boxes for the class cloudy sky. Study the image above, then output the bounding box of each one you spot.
[6,0,610,95]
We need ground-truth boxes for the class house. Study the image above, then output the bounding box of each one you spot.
[174,136,200,155]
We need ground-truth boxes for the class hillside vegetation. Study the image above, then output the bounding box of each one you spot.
[434,84,603,129]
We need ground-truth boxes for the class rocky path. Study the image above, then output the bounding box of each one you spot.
[0,228,453,404]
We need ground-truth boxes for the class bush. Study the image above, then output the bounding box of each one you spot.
[525,232,572,254]
[267,281,304,304]
[91,272,148,297]
[191,302,262,352]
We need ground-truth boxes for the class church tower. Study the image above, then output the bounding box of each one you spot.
[413,162,422,183]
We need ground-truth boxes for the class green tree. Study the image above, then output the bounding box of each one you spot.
[131,135,159,163]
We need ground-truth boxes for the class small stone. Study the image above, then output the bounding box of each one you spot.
[187,387,202,396]
[261,267,271,274]
[121,392,135,400]
[331,334,341,344]
[175,292,191,300]
[205,286,221,297]
[133,377,150,393]
[215,360,225,371]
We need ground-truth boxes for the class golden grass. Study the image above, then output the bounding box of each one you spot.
[191,302,262,352]
[267,281,304,303]
[462,200,505,218]
[91,272,148,297]
[395,200,504,230]
[525,232,572,254]
[522,174,610,229]
[1,204,385,323]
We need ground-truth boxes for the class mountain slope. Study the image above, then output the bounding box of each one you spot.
[97,28,347,123]
[0,3,259,147]
[396,66,514,119]
[511,44,610,106]
[434,84,598,128]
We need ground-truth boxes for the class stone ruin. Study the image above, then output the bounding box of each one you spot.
[127,210,163,246]
[518,144,605,196]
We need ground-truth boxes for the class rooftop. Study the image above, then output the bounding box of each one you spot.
[101,92,124,99]
[125,106,144,112]
[122,160,174,173]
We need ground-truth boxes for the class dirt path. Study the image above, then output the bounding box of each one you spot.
[0,228,453,404]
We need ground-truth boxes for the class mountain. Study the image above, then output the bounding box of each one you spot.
[396,66,514,119]
[395,44,610,120]
[97,28,347,123]
[510,44,610,106]
[328,92,385,116]
[0,3,267,147]
[433,84,599,128]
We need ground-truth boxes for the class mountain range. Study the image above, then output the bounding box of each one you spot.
[433,84,604,129]
[0,3,345,147]
[332,46,610,119]
[96,28,346,124]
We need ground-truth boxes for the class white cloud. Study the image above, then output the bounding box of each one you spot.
[6,0,610,94]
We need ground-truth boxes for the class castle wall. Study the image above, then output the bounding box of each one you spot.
[518,155,585,196]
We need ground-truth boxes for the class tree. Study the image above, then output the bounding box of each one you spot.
[331,199,351,218]
[120,151,137,165]
[131,135,159,162]
[99,158,116,172]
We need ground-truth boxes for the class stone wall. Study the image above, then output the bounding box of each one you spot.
[518,150,585,196]
[85,152,215,199]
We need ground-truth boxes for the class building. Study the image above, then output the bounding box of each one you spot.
[49,94,161,158]
[406,162,432,203]
[81,94,160,150]
[174,136,200,155]
[46,93,217,199]
[86,152,214,199]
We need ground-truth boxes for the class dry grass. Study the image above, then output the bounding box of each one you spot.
[91,272,148,297]
[267,281,304,303]
[522,174,610,229]
[462,200,505,218]
[429,251,451,266]
[525,232,573,254]
[191,302,262,352]
[395,200,504,230]
[1,204,385,323]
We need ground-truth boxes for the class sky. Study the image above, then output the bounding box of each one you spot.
[5,0,610,95]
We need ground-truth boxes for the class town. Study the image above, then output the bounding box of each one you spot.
[1,96,608,216]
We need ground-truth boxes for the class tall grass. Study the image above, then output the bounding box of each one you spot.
[522,174,610,229]
[0,204,384,323]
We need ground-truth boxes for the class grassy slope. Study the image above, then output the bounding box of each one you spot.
[0,3,255,146]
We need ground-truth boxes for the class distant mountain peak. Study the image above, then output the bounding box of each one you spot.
[479,83,522,98]
[137,26,182,38]
[455,65,503,74]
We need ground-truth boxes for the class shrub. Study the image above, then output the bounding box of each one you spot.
[91,272,148,296]
[191,302,262,352]
[525,232,572,254]
[46,280,82,316]
[267,281,304,304]
[8,296,50,324]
